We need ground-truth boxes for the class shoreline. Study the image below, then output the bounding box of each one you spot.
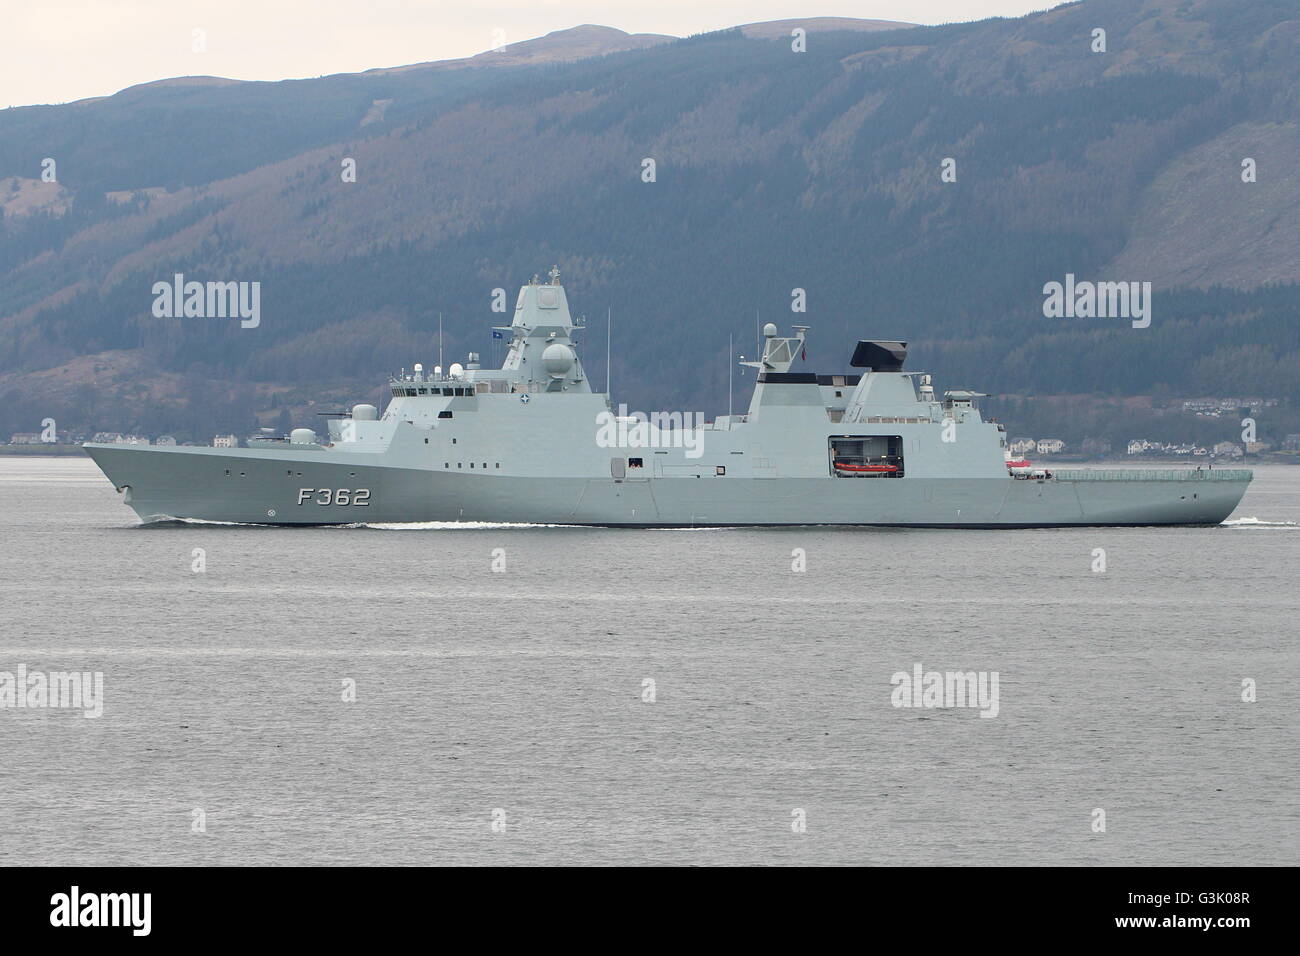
[0,445,89,456]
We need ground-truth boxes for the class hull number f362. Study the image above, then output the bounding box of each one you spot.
[297,488,371,506]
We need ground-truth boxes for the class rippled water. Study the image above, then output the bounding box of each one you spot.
[1,456,1296,865]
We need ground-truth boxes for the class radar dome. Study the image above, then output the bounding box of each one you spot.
[542,342,575,378]
[448,362,464,379]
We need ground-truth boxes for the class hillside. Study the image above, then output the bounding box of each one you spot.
[1,1,1298,445]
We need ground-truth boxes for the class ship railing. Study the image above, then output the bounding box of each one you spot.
[390,381,477,397]
[1049,468,1253,481]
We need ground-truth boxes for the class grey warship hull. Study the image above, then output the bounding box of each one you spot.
[85,442,1249,527]
[84,273,1252,527]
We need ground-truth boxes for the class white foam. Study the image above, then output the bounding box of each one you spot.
[144,515,266,527]
[1221,516,1299,528]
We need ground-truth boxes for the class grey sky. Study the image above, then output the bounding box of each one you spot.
[2,1,1060,109]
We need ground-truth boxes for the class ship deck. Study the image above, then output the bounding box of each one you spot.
[1048,469,1252,481]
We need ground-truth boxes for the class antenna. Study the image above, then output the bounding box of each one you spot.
[438,312,443,372]
[728,333,733,420]
[606,306,611,396]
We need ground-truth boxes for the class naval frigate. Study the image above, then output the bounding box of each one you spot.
[85,270,1252,527]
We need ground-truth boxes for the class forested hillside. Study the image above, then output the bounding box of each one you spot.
[1,0,1298,443]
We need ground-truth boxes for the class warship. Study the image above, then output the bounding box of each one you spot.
[85,270,1252,527]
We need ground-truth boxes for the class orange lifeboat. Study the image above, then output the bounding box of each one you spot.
[834,460,898,474]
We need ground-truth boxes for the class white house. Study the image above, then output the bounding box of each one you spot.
[155,435,177,446]
[213,435,239,448]
[1009,438,1036,455]
[1035,439,1065,455]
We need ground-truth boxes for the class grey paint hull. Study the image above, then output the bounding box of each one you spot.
[84,444,1250,527]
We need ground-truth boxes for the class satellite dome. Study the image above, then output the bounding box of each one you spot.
[542,342,575,378]
[763,323,778,337]
[448,362,464,379]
